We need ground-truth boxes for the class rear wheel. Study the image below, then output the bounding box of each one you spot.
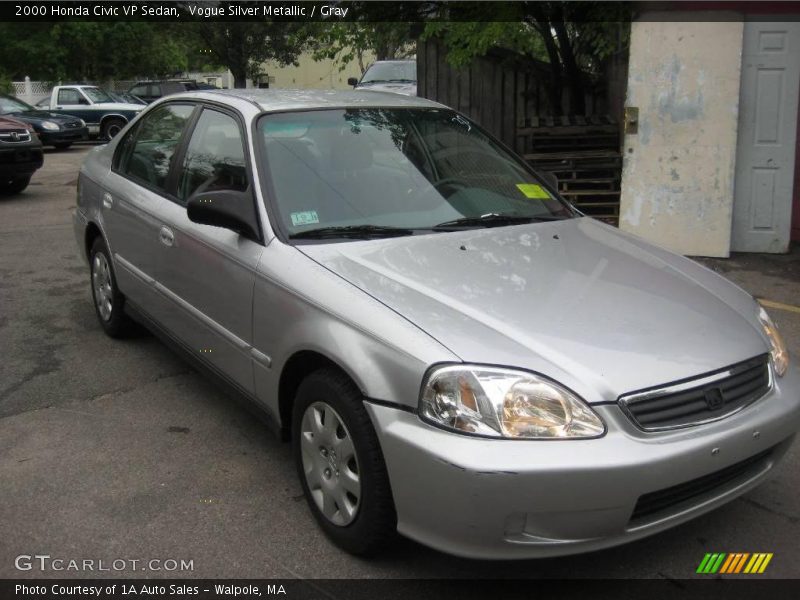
[0,176,31,194]
[89,236,133,337]
[292,368,396,556]
[102,118,125,140]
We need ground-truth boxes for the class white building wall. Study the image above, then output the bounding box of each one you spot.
[619,16,745,257]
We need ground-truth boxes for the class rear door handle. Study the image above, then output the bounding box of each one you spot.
[102,192,113,209]
[159,226,174,247]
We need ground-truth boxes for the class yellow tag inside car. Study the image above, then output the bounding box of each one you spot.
[516,183,551,199]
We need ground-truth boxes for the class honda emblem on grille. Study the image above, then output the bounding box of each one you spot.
[10,132,18,141]
[704,388,724,410]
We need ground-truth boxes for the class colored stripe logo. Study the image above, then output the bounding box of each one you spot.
[697,553,773,574]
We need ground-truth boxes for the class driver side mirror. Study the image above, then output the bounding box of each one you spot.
[78,98,90,105]
[186,188,261,242]
[347,77,359,87]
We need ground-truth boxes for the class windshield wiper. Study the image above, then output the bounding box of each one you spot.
[289,225,415,240]
[432,213,567,230]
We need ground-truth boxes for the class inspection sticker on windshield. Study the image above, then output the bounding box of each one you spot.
[291,211,319,226]
[516,183,552,199]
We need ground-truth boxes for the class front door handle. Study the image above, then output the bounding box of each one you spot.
[159,226,174,247]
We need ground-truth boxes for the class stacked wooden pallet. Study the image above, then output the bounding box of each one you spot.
[516,116,622,225]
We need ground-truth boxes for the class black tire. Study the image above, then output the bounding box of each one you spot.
[102,118,125,140]
[53,142,72,149]
[89,236,133,337]
[1,176,31,194]
[292,368,396,556]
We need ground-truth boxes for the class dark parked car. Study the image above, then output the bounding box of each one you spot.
[0,94,88,149]
[109,91,147,106]
[127,80,196,103]
[0,115,43,193]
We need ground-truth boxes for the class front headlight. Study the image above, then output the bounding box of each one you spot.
[758,306,789,376]
[419,365,605,439]
[41,121,60,131]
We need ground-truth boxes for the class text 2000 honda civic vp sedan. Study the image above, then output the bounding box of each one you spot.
[73,90,799,559]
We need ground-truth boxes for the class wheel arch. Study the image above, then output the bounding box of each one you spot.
[277,349,364,441]
[84,221,104,264]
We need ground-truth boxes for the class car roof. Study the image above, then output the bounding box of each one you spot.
[167,88,444,113]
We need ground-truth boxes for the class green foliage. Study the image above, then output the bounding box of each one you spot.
[0,22,195,82]
[308,23,415,74]
[421,22,546,68]
[187,21,311,87]
[0,73,12,95]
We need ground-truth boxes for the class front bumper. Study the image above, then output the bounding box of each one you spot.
[39,127,89,145]
[367,365,800,559]
[0,144,44,177]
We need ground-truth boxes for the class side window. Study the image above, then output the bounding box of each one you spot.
[151,85,162,98]
[178,109,247,202]
[119,104,195,193]
[57,88,83,105]
[129,85,147,97]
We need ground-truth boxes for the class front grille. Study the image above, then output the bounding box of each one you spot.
[619,355,771,431]
[0,130,31,143]
[630,447,774,522]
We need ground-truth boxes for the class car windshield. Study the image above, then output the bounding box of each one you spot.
[0,96,34,114]
[257,108,574,239]
[361,62,416,84]
[82,87,114,103]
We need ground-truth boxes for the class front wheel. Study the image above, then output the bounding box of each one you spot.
[1,175,31,194]
[292,368,396,556]
[102,118,125,140]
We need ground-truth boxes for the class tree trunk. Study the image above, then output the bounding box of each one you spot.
[231,65,248,89]
[552,20,586,115]
[532,19,564,117]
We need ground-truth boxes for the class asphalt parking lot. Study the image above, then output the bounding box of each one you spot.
[1,146,799,579]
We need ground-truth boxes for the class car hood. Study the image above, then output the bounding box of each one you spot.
[356,82,417,96]
[0,115,29,129]
[8,110,83,124]
[298,218,768,402]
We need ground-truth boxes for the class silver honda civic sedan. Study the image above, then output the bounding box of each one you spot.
[73,89,799,560]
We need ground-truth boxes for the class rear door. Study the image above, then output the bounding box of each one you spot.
[150,105,262,395]
[103,103,197,317]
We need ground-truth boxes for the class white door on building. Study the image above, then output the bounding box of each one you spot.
[732,22,800,253]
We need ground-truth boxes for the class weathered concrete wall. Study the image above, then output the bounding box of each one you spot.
[619,17,744,257]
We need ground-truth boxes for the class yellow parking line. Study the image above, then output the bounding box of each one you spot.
[757,298,800,315]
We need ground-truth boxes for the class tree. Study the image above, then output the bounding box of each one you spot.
[0,22,193,82]
[309,22,416,75]
[422,1,630,115]
[188,21,310,88]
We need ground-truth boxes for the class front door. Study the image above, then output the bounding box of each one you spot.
[153,106,262,395]
[732,22,800,253]
[54,87,97,125]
